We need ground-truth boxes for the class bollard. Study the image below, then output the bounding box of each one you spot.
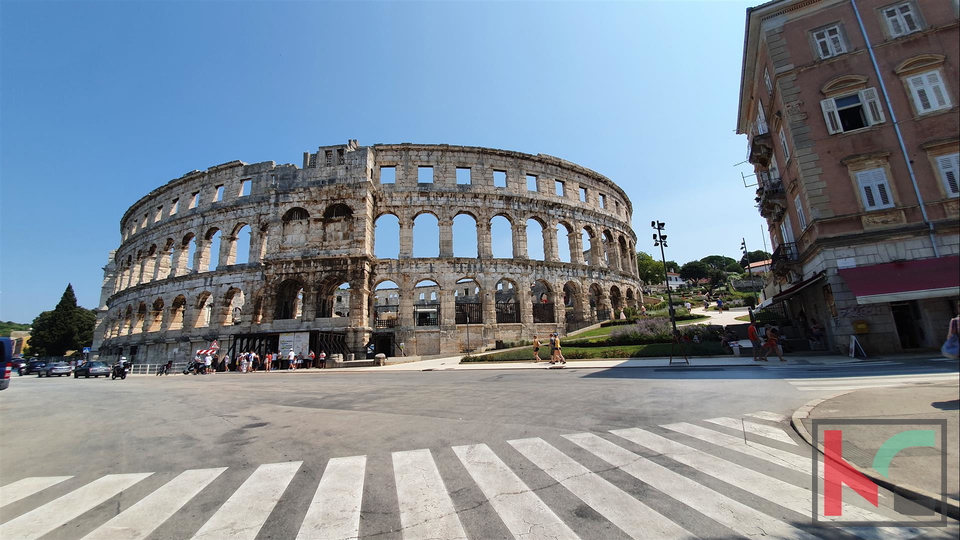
[375,353,386,366]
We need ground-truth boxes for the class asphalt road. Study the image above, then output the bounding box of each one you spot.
[1,359,957,540]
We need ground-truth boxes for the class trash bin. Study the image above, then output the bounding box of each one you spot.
[495,340,504,349]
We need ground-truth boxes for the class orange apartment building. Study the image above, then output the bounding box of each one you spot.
[737,0,959,354]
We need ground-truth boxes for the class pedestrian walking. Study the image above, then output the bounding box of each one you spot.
[308,350,316,369]
[554,333,566,364]
[640,305,647,317]
[761,325,785,362]
[684,301,691,312]
[943,304,960,359]
[265,352,272,372]
[203,354,213,375]
[548,334,557,364]
[747,320,763,361]
[716,298,724,313]
[532,335,542,363]
[287,348,295,370]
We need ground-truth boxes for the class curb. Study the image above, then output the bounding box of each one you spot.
[791,392,960,520]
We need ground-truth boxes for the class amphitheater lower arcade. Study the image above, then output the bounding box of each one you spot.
[93,141,643,365]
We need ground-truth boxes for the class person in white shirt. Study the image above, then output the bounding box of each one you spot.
[204,354,212,375]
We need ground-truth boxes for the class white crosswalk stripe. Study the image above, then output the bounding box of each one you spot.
[83,468,226,540]
[392,449,467,540]
[509,437,695,540]
[0,476,72,508]
[192,461,301,540]
[0,473,152,540]
[3,410,952,540]
[564,432,819,540]
[453,443,579,540]
[704,416,799,445]
[786,372,958,391]
[297,456,366,540]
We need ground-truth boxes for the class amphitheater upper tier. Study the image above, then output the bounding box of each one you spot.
[94,140,644,364]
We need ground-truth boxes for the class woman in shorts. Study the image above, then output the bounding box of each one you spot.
[532,335,542,363]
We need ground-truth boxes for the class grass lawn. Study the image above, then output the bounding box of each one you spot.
[735,314,751,322]
[463,341,726,362]
[569,315,711,341]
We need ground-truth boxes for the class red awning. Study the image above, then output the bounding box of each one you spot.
[757,271,825,308]
[838,256,960,305]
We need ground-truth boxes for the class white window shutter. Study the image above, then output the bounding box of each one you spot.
[779,128,790,160]
[820,98,841,134]
[925,71,950,109]
[860,88,885,125]
[937,153,960,196]
[828,28,845,54]
[909,76,931,111]
[795,195,807,230]
[885,8,904,35]
[814,31,830,58]
[899,5,918,32]
[857,170,879,208]
[876,182,891,206]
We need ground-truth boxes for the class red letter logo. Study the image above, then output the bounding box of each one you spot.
[823,430,879,515]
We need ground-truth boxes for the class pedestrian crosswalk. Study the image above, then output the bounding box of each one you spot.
[785,371,959,391]
[2,411,954,540]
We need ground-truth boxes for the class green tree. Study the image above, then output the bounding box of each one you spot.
[739,250,772,267]
[664,260,680,273]
[636,251,666,285]
[28,284,96,356]
[700,255,741,273]
[679,260,710,283]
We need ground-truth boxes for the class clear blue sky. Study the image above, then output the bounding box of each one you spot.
[0,0,764,324]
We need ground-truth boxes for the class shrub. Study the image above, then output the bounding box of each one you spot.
[609,318,673,343]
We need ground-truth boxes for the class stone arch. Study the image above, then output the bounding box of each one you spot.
[602,230,616,269]
[123,305,134,336]
[373,280,401,328]
[490,215,513,258]
[203,227,222,271]
[223,287,246,326]
[157,238,176,280]
[134,302,147,334]
[374,213,401,259]
[618,235,630,272]
[452,213,478,258]
[275,279,306,320]
[281,207,310,246]
[626,287,637,309]
[195,292,213,328]
[413,279,441,326]
[454,277,482,324]
[324,203,354,219]
[531,279,555,323]
[563,281,584,324]
[588,283,604,320]
[525,217,545,260]
[582,226,599,266]
[169,295,186,331]
[313,276,348,318]
[141,244,158,284]
[495,278,520,323]
[556,221,574,263]
[322,204,354,243]
[257,223,269,262]
[413,212,440,258]
[229,223,252,265]
[610,285,623,314]
[147,297,164,332]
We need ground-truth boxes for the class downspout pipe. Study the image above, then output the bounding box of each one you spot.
[849,0,940,258]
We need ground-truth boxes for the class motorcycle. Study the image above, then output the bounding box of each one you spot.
[183,360,204,375]
[156,361,172,376]
[111,362,129,380]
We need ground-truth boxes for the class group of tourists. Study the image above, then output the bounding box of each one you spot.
[532,333,566,365]
[193,348,327,373]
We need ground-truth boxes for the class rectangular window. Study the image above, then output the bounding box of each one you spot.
[883,2,919,37]
[325,150,333,166]
[418,166,434,184]
[764,68,773,95]
[155,206,163,223]
[935,153,960,197]
[599,194,606,209]
[170,198,179,216]
[907,70,951,114]
[812,25,846,59]
[239,179,251,197]
[820,88,885,134]
[337,149,345,165]
[779,128,791,161]
[214,185,224,202]
[755,100,768,135]
[615,201,621,214]
[794,195,807,230]
[579,186,587,202]
[456,167,471,185]
[380,166,396,184]
[526,174,538,192]
[555,180,565,197]
[855,168,895,210]
[779,215,795,244]
[190,191,200,209]
[142,214,148,228]
[493,170,507,188]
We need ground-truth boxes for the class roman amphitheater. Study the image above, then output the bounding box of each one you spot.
[93,141,643,365]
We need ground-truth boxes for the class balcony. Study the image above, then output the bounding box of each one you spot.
[755,172,786,218]
[746,120,773,166]
[771,243,800,275]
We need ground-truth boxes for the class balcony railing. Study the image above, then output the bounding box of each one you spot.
[747,120,773,166]
[771,243,799,273]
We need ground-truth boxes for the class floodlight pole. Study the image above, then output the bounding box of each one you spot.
[741,237,759,306]
[652,221,678,335]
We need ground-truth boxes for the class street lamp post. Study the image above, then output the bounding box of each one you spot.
[741,238,759,306]
[652,221,678,335]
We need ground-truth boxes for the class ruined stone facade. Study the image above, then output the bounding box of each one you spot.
[93,141,642,364]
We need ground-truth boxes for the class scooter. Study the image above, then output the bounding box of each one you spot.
[182,360,204,375]
[156,361,172,376]
[111,362,128,380]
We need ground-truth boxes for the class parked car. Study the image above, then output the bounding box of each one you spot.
[39,362,72,377]
[20,360,46,376]
[74,361,110,378]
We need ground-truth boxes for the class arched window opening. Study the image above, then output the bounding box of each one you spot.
[169,296,186,331]
[133,302,147,334]
[225,288,245,325]
[142,245,157,283]
[258,225,269,261]
[148,298,164,332]
[195,293,213,328]
[283,207,310,221]
[374,280,400,328]
[413,213,440,258]
[610,286,623,315]
[526,219,544,260]
[413,279,440,326]
[557,223,572,263]
[626,288,637,309]
[495,279,520,323]
[602,231,615,269]
[281,207,310,246]
[490,216,513,258]
[181,234,197,273]
[234,225,252,265]
[454,278,482,324]
[275,280,305,320]
[123,306,133,336]
[563,281,584,324]
[324,204,353,219]
[453,214,478,258]
[589,283,607,321]
[582,229,594,264]
[323,205,353,243]
[374,214,401,259]
[619,236,629,272]
[206,229,222,271]
[531,280,555,323]
[332,282,351,318]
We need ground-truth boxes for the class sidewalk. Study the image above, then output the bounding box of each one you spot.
[792,380,960,519]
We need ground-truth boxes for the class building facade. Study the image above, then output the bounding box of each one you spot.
[93,141,642,364]
[738,0,959,354]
